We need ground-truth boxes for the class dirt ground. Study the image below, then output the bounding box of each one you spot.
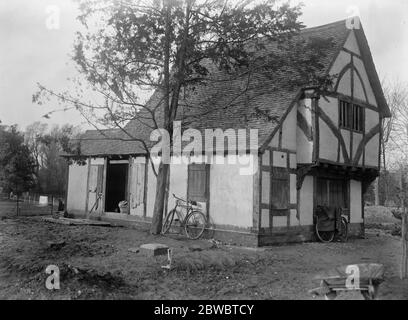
[0,210,407,300]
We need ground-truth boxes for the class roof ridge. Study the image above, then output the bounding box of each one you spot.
[301,18,348,33]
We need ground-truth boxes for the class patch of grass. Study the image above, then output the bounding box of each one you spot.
[172,250,237,273]
[365,206,399,224]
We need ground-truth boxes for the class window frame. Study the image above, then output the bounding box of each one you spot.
[339,99,364,133]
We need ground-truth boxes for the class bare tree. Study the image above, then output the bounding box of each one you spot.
[33,0,334,234]
[378,79,408,205]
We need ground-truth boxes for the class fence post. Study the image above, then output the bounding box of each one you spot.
[402,212,408,279]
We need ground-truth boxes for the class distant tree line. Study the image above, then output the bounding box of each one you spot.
[0,120,81,197]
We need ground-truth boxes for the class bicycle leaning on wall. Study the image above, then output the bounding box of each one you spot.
[314,205,349,243]
[162,194,207,240]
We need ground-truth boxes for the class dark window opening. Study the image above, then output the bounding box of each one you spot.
[339,100,363,132]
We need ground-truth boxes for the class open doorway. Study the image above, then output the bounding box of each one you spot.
[105,162,128,212]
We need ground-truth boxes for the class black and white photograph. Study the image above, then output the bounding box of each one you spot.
[0,0,407,306]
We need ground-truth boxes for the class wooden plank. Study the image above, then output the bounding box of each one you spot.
[101,158,108,214]
[43,217,111,226]
[312,95,320,162]
[84,157,91,217]
[253,155,260,231]
[143,157,148,217]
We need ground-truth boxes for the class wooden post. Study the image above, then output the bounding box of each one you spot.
[51,195,54,217]
[401,212,408,279]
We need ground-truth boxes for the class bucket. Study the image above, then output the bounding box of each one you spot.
[118,200,129,214]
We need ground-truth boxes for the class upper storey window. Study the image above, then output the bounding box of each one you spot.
[339,100,363,132]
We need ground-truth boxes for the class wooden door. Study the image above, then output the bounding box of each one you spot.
[87,165,104,214]
[129,162,146,216]
[270,167,290,217]
[316,178,347,208]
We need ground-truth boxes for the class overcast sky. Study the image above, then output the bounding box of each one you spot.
[0,0,407,130]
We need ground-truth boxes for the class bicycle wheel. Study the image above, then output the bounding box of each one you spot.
[184,210,206,240]
[162,209,175,234]
[337,217,349,242]
[315,217,335,243]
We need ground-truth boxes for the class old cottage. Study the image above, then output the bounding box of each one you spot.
[64,19,390,246]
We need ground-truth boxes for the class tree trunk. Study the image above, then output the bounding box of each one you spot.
[150,162,170,234]
[374,177,380,206]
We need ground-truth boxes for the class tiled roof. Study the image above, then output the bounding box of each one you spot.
[74,19,388,156]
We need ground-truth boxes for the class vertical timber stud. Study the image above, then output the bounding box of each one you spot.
[270,149,273,230]
[205,163,211,224]
[253,152,261,234]
[258,151,263,232]
[143,156,148,218]
[127,157,132,215]
[64,159,69,215]
[363,107,366,168]
[85,157,91,217]
[337,99,341,163]
[311,91,320,163]
[101,157,108,216]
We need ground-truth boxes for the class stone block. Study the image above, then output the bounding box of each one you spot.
[140,243,169,256]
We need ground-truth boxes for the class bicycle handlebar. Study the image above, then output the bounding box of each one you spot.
[172,193,197,206]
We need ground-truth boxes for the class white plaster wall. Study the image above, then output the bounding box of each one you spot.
[167,157,188,211]
[209,154,255,228]
[341,129,351,160]
[90,158,104,165]
[337,69,352,96]
[343,31,361,55]
[146,157,159,218]
[281,105,297,151]
[296,99,313,164]
[272,151,287,167]
[289,153,297,169]
[350,180,363,223]
[319,119,338,162]
[365,134,380,167]
[269,133,279,148]
[299,175,314,226]
[352,132,363,160]
[329,50,351,76]
[290,174,297,204]
[296,129,312,163]
[290,209,299,226]
[365,108,379,132]
[67,162,88,213]
[353,57,377,106]
[320,97,338,125]
[273,216,287,227]
[353,75,366,102]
